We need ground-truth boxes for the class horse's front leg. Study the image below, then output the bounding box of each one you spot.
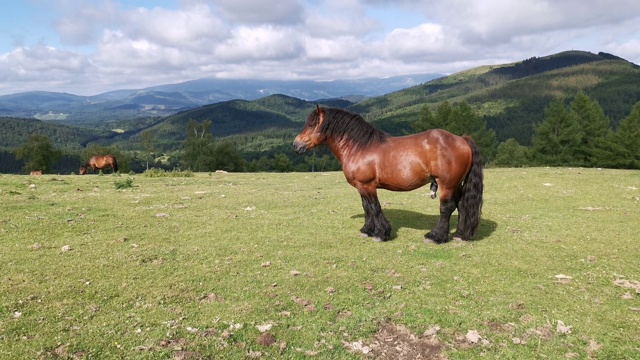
[359,190,391,242]
[359,195,375,237]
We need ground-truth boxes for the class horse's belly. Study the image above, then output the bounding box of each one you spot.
[379,176,430,191]
[378,160,431,191]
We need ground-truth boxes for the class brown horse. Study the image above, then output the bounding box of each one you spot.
[79,155,118,175]
[293,105,483,244]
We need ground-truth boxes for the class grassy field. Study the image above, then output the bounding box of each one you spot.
[1,168,639,359]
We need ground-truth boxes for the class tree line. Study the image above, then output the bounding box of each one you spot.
[414,91,639,169]
[4,91,639,174]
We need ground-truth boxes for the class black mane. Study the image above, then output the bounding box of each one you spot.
[318,108,388,149]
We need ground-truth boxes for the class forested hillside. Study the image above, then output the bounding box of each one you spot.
[2,50,639,174]
[0,117,107,149]
[351,51,640,145]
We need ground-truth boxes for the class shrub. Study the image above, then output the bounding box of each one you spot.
[143,168,194,178]
[114,178,134,189]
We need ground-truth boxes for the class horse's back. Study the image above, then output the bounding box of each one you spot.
[394,129,473,183]
[89,155,115,168]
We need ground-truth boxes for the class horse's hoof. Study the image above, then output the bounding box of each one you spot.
[360,232,370,238]
[423,237,439,244]
[451,232,467,241]
[371,237,385,242]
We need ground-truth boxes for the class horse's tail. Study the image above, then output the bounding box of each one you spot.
[112,157,119,173]
[458,136,483,239]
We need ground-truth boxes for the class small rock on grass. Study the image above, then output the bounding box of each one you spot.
[465,330,482,344]
[556,320,572,335]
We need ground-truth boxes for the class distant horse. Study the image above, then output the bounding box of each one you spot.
[293,105,483,244]
[30,170,43,176]
[79,155,118,175]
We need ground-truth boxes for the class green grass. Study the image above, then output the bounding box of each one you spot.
[1,168,639,358]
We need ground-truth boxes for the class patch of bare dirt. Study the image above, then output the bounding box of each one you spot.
[257,332,276,347]
[344,323,446,359]
[614,279,640,295]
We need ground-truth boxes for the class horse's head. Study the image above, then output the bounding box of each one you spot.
[79,165,87,175]
[294,105,326,153]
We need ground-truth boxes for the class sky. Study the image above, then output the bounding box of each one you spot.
[1,0,639,96]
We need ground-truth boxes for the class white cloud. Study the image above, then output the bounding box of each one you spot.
[124,4,229,50]
[1,0,639,95]
[0,45,92,94]
[606,39,640,64]
[303,36,368,62]
[434,0,640,46]
[212,0,306,25]
[93,30,192,72]
[213,25,305,61]
[53,0,121,45]
[382,23,464,61]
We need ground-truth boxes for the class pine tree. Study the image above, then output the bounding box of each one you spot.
[531,99,583,166]
[570,91,612,166]
[413,102,450,132]
[413,101,497,162]
[613,102,640,168]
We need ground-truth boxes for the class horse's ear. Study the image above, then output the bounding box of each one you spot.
[316,104,323,114]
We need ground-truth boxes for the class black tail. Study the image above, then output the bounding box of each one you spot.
[458,136,483,239]
[112,157,119,173]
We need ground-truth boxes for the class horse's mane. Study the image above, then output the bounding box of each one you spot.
[318,108,388,149]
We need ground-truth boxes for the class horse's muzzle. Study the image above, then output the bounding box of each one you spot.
[293,141,307,154]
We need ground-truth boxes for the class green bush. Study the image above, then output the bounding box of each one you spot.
[114,177,134,189]
[143,168,194,178]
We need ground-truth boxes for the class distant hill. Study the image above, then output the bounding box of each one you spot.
[0,117,107,149]
[349,51,640,144]
[3,50,639,164]
[0,74,441,122]
[97,50,640,153]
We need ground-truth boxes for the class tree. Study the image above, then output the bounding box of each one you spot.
[413,102,454,132]
[182,119,216,172]
[611,102,640,168]
[570,91,612,166]
[272,154,293,172]
[181,120,246,172]
[140,130,157,170]
[15,135,61,174]
[414,101,498,163]
[213,141,246,172]
[531,99,582,166]
[494,138,530,167]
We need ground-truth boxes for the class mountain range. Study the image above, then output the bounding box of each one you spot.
[1,50,639,157]
[0,74,441,121]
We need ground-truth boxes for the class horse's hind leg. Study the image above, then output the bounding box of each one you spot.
[424,186,460,244]
[430,181,438,199]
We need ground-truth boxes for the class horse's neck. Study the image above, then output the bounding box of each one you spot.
[326,137,357,164]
